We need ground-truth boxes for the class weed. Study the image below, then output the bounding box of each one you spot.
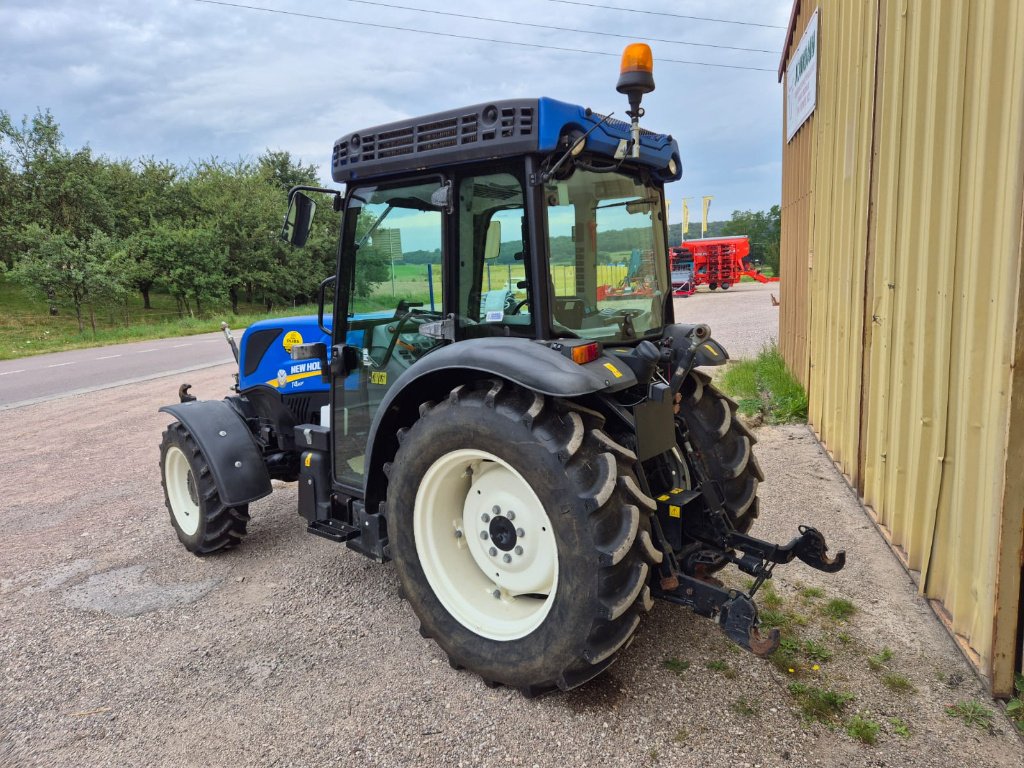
[673,727,689,743]
[802,639,833,663]
[648,748,659,764]
[889,717,910,738]
[663,658,690,676]
[800,587,825,600]
[837,632,853,645]
[846,714,881,745]
[731,697,758,717]
[945,700,994,730]
[867,648,894,671]
[1007,673,1024,732]
[788,683,854,723]
[772,636,802,674]
[882,673,915,693]
[822,598,856,622]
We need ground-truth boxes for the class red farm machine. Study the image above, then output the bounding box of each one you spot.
[670,236,778,294]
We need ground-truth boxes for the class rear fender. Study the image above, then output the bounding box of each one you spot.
[159,399,272,506]
[361,337,638,503]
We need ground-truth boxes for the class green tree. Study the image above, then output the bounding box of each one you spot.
[720,206,781,274]
[147,223,227,317]
[9,226,127,334]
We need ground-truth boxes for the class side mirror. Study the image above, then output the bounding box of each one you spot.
[484,219,501,260]
[281,191,317,247]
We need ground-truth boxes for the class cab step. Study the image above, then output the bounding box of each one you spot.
[307,519,360,542]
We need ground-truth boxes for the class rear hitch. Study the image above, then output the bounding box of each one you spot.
[650,489,846,658]
[652,569,780,656]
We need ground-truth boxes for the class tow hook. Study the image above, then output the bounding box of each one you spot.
[178,383,197,403]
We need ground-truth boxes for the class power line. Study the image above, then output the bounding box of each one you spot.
[192,0,775,71]
[545,0,787,30]
[333,0,779,54]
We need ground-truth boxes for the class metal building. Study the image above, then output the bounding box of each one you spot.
[778,0,1024,696]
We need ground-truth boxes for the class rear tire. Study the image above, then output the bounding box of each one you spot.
[387,379,660,694]
[678,370,763,535]
[160,422,250,555]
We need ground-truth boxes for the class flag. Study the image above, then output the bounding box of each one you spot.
[682,199,690,238]
[701,195,713,236]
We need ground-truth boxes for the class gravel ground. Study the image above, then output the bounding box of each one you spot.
[2,285,1021,767]
[673,280,780,359]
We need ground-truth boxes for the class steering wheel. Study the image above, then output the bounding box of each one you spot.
[509,297,530,315]
[379,304,440,367]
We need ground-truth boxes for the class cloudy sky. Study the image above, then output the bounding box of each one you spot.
[1,0,790,226]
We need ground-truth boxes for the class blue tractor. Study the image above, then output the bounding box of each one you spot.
[158,45,844,695]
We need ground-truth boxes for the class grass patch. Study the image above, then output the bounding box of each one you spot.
[945,700,994,730]
[788,683,854,724]
[822,598,857,622]
[731,697,758,717]
[867,648,894,671]
[837,632,853,646]
[707,660,736,678]
[846,714,881,745]
[800,586,825,600]
[882,673,915,693]
[663,658,690,676]
[719,343,808,424]
[771,636,803,674]
[673,727,688,743]
[760,581,784,610]
[889,717,910,738]
[0,279,323,361]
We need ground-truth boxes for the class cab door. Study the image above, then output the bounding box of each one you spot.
[331,179,448,490]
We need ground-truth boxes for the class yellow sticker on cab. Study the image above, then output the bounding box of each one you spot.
[283,330,303,353]
[603,362,623,379]
[370,371,388,385]
[669,505,681,518]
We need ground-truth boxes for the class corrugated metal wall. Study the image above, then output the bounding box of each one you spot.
[779,0,1024,694]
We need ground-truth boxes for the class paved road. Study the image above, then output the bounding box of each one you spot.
[0,330,240,409]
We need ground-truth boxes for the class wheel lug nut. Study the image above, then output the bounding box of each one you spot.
[502,554,512,564]
[481,513,490,523]
[516,528,525,537]
[506,510,516,521]
[514,545,523,556]
[492,505,501,515]
[489,547,497,556]
[455,529,463,539]
[492,589,501,599]
[480,531,489,540]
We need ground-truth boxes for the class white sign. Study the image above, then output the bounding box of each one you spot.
[786,8,819,142]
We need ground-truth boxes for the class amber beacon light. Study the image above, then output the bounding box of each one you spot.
[615,43,655,159]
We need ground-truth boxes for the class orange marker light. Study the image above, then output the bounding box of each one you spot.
[571,342,601,365]
[619,43,654,75]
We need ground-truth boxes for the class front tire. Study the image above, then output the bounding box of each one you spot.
[387,379,660,694]
[160,422,250,555]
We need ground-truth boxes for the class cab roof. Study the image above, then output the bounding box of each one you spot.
[331,97,681,184]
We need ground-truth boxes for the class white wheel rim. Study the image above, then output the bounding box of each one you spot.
[165,446,201,536]
[414,449,559,641]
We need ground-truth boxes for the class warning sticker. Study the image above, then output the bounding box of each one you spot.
[603,362,623,379]
[370,371,388,385]
[283,330,303,353]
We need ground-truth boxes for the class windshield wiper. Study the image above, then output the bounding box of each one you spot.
[593,197,658,211]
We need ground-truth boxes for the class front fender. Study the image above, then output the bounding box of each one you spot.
[159,399,272,506]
